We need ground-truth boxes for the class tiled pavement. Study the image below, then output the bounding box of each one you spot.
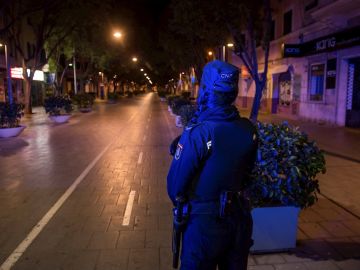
[0,93,359,269]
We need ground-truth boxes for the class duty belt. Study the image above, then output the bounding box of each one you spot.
[189,191,250,217]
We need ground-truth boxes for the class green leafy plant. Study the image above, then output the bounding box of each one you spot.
[249,122,326,209]
[181,91,191,99]
[167,95,180,106]
[0,102,24,128]
[43,96,73,116]
[179,104,197,126]
[170,97,191,115]
[72,93,95,109]
[158,89,167,98]
[108,92,119,101]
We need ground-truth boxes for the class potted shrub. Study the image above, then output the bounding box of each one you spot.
[179,104,197,127]
[0,102,25,138]
[158,89,167,101]
[248,121,326,252]
[72,93,95,112]
[107,92,119,103]
[181,91,191,99]
[170,97,191,127]
[166,95,180,115]
[43,95,73,124]
[170,105,326,251]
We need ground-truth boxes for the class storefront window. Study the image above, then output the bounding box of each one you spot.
[279,71,291,106]
[309,64,325,101]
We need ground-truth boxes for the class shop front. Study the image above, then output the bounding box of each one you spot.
[346,57,360,127]
[283,25,360,126]
[11,67,45,105]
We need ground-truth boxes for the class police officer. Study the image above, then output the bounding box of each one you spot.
[167,60,258,270]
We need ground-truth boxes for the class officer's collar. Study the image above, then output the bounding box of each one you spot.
[196,105,240,123]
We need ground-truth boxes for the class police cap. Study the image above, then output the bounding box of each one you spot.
[200,60,239,93]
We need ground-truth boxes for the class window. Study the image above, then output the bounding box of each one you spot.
[283,10,292,35]
[309,64,325,101]
[270,20,275,41]
[279,71,292,106]
[326,58,337,89]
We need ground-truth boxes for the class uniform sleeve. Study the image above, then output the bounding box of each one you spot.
[167,125,211,205]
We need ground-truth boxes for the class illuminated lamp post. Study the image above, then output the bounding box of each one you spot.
[0,43,13,104]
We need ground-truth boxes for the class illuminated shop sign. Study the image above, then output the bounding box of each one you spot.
[10,67,45,81]
[283,26,360,58]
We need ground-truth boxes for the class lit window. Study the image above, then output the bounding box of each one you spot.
[309,64,325,101]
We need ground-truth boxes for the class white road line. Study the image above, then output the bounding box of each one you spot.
[143,135,147,142]
[146,125,149,130]
[137,151,143,164]
[122,190,136,226]
[0,144,111,270]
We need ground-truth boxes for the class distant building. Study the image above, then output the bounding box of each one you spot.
[228,0,360,127]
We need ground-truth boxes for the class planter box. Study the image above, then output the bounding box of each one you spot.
[79,107,92,113]
[0,125,26,138]
[251,206,300,253]
[49,114,71,124]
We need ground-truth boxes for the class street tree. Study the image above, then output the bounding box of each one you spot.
[166,0,272,121]
[47,0,116,95]
[6,0,76,114]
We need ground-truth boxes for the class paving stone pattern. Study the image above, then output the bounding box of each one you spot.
[0,93,359,269]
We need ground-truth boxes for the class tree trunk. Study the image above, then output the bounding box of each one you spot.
[250,81,263,122]
[24,77,32,114]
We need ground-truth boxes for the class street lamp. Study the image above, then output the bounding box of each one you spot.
[132,57,138,62]
[113,31,122,39]
[140,68,144,72]
[227,43,234,47]
[0,43,13,104]
[208,51,213,56]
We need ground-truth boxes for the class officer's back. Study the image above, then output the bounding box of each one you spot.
[191,117,256,202]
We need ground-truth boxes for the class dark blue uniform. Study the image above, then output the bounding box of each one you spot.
[167,105,257,270]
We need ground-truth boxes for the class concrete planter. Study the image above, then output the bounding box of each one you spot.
[251,206,300,253]
[0,125,26,138]
[49,114,71,124]
[79,107,92,113]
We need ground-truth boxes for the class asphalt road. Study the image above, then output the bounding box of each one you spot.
[0,93,180,269]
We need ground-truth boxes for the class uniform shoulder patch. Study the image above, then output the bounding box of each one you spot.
[174,143,183,160]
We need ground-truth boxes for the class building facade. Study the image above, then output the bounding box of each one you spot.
[232,0,360,127]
